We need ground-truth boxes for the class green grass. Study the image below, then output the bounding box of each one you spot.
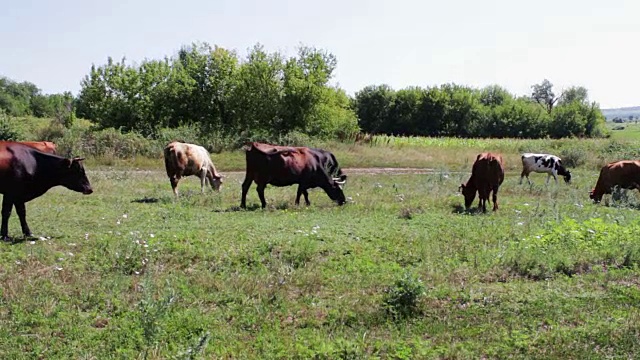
[608,122,640,141]
[2,163,640,359]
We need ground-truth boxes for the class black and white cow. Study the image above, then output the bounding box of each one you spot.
[520,153,572,185]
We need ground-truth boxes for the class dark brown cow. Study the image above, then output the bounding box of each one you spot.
[0,142,93,241]
[460,153,505,212]
[163,142,223,197]
[240,142,347,208]
[589,160,640,203]
[0,141,57,154]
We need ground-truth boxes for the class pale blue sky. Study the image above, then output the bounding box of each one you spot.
[1,0,637,108]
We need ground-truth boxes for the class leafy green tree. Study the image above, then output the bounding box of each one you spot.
[479,85,512,107]
[353,84,395,133]
[558,86,588,105]
[281,46,337,134]
[549,102,587,138]
[229,44,284,136]
[387,87,421,135]
[306,86,359,139]
[413,87,447,136]
[531,79,560,113]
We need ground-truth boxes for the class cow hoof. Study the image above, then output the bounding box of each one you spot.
[2,236,11,242]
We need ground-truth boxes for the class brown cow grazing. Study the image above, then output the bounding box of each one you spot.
[459,153,505,212]
[0,142,93,241]
[240,142,347,209]
[163,142,223,197]
[589,160,640,203]
[0,141,57,154]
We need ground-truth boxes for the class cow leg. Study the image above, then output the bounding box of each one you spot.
[256,183,267,209]
[1,197,14,241]
[519,170,526,185]
[14,201,32,237]
[479,189,488,213]
[302,190,310,206]
[200,169,207,193]
[492,187,499,211]
[295,186,302,205]
[170,177,180,197]
[240,177,253,208]
[295,186,310,206]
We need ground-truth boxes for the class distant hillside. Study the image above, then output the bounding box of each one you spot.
[602,106,640,121]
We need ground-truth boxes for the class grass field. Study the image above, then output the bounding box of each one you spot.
[2,151,640,358]
[608,121,640,141]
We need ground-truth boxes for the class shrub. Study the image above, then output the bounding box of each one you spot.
[559,147,587,168]
[0,113,21,140]
[382,272,425,319]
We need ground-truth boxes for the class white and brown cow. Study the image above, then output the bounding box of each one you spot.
[163,142,223,197]
[519,153,571,185]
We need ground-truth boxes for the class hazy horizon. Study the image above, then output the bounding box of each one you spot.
[2,0,637,109]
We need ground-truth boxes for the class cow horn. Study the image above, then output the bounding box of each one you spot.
[73,157,86,162]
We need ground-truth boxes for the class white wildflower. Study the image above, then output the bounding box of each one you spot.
[122,214,128,219]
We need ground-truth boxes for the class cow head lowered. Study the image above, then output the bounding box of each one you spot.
[327,174,348,205]
[61,157,93,195]
[459,183,476,210]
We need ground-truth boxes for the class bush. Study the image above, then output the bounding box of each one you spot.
[382,272,425,319]
[559,147,587,168]
[0,113,21,140]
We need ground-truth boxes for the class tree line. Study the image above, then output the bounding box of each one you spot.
[75,43,359,141]
[353,80,607,139]
[0,77,75,127]
[1,42,608,142]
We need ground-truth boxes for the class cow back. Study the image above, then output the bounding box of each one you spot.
[600,160,640,188]
[473,152,504,187]
[0,141,57,155]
